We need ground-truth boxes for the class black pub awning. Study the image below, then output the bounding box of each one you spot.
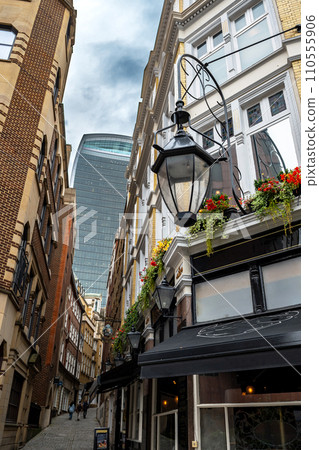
[97,360,140,394]
[139,310,300,379]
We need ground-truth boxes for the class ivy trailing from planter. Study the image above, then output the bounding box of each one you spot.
[111,237,172,355]
[187,193,232,256]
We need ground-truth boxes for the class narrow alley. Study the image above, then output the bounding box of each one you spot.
[23,410,100,450]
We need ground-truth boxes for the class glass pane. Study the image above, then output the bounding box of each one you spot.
[158,160,178,216]
[0,45,11,59]
[235,14,246,32]
[251,118,298,179]
[158,414,176,450]
[221,117,234,140]
[166,155,193,213]
[197,41,207,58]
[202,46,227,89]
[269,91,287,116]
[263,257,301,309]
[200,408,227,449]
[238,19,272,70]
[213,31,223,47]
[228,405,301,449]
[207,145,237,202]
[195,271,253,322]
[247,103,262,127]
[190,156,210,213]
[252,1,265,20]
[0,29,15,45]
[203,129,214,150]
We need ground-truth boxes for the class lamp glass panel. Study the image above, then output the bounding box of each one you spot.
[190,155,211,213]
[128,331,141,349]
[157,286,175,311]
[262,257,301,309]
[166,154,193,213]
[158,160,178,215]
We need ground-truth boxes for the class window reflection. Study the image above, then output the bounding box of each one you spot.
[251,118,298,179]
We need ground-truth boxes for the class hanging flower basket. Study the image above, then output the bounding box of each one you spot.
[187,193,236,256]
[251,167,301,234]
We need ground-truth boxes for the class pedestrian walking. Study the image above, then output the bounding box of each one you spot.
[75,402,82,421]
[68,402,75,420]
[82,400,89,419]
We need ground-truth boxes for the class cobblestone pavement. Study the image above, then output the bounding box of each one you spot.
[23,409,100,449]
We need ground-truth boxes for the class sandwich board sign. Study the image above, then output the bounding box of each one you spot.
[93,427,109,449]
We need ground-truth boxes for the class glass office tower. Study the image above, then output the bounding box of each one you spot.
[70,134,132,305]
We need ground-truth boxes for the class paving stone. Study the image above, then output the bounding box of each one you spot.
[23,410,100,449]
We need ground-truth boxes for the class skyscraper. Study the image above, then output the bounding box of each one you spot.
[70,134,132,304]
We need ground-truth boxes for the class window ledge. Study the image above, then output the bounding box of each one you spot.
[163,198,301,267]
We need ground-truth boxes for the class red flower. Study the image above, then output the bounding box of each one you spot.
[220,195,225,200]
[151,260,157,267]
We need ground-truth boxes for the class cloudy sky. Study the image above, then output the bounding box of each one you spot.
[63,0,164,168]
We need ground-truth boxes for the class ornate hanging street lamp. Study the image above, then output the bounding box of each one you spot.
[153,276,176,316]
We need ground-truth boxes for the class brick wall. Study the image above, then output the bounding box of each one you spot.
[275,0,301,98]
[0,0,65,291]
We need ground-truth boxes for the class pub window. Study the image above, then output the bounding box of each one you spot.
[127,381,143,442]
[196,369,301,449]
[262,257,301,310]
[153,378,179,450]
[6,371,24,423]
[194,255,301,323]
[196,270,253,322]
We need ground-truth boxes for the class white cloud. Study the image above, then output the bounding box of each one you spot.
[63,0,163,169]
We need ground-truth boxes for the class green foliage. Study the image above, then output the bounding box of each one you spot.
[112,238,172,355]
[187,193,230,256]
[251,171,300,234]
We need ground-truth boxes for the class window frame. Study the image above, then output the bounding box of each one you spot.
[192,247,301,325]
[0,26,17,60]
[244,89,298,179]
[127,381,143,442]
[6,371,24,424]
[231,1,275,72]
